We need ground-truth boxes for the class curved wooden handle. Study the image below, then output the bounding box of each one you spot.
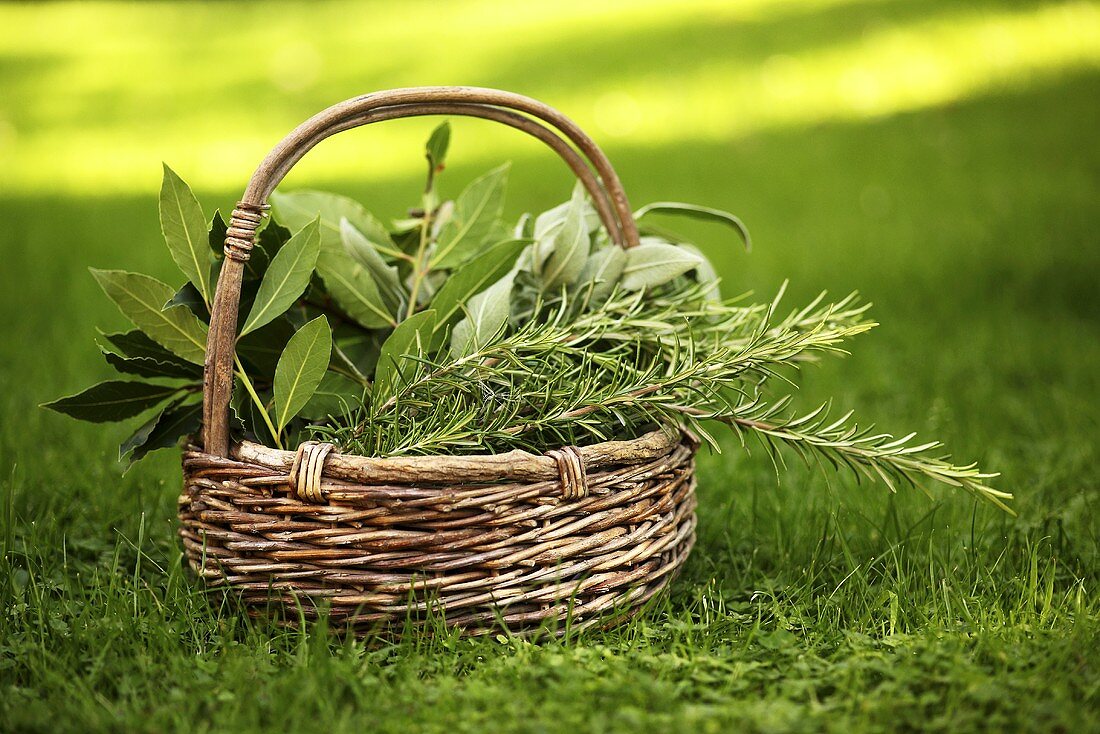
[203,87,639,456]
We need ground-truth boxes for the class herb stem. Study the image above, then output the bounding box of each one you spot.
[404,202,434,321]
[234,353,282,450]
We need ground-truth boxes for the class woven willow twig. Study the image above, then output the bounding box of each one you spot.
[182,88,699,636]
[180,429,697,635]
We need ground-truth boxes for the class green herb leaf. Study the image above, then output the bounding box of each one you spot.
[100,346,203,380]
[575,245,628,304]
[208,209,227,256]
[236,317,295,379]
[230,379,268,441]
[163,281,209,320]
[43,381,181,423]
[119,398,202,464]
[270,190,401,259]
[273,316,332,433]
[427,238,528,339]
[91,269,208,364]
[340,218,404,313]
[99,329,200,372]
[374,309,436,403]
[316,237,396,329]
[118,410,159,462]
[425,121,451,174]
[514,212,533,239]
[431,163,510,268]
[619,239,704,291]
[680,243,721,301]
[160,164,214,304]
[240,218,321,336]
[539,185,591,288]
[328,327,383,380]
[634,201,752,251]
[258,219,291,259]
[450,273,515,358]
[533,184,600,242]
[238,219,290,282]
[301,372,364,420]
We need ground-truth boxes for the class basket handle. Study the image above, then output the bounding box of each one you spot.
[203,87,640,456]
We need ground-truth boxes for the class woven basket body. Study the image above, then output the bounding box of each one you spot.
[181,87,699,635]
[179,430,697,635]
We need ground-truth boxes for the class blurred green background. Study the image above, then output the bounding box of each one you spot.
[2,1,1099,731]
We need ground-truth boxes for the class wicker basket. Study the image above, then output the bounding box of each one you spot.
[179,87,699,636]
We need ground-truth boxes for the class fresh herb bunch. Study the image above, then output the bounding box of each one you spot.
[44,123,1011,511]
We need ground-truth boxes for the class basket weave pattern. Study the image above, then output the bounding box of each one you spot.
[179,430,697,634]
[179,87,700,635]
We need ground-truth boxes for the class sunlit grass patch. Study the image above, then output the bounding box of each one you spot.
[1,0,1098,194]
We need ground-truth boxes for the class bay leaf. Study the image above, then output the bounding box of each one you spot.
[91,269,208,364]
[160,164,214,304]
[431,163,510,268]
[240,219,321,336]
[273,316,332,433]
[43,380,181,423]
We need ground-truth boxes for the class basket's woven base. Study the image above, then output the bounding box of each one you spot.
[178,433,697,637]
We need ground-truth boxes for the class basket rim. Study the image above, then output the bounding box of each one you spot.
[207,426,686,485]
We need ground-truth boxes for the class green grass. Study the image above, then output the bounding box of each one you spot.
[2,1,1099,731]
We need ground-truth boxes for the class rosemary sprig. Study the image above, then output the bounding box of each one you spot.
[313,278,1008,511]
[48,124,1009,512]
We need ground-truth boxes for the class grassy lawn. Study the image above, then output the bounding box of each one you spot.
[2,1,1098,732]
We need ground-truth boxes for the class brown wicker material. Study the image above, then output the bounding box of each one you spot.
[179,87,700,635]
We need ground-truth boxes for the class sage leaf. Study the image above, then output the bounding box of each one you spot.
[340,218,404,313]
[240,218,321,336]
[427,238,528,340]
[534,184,600,241]
[514,212,533,239]
[91,269,208,364]
[374,309,436,403]
[634,201,752,251]
[575,245,627,304]
[533,203,565,242]
[415,270,448,307]
[539,185,590,288]
[680,243,721,301]
[270,190,402,259]
[450,273,515,358]
[120,398,202,465]
[619,240,704,291]
[431,163,510,268]
[316,237,395,329]
[273,316,332,433]
[160,165,214,304]
[43,381,181,423]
